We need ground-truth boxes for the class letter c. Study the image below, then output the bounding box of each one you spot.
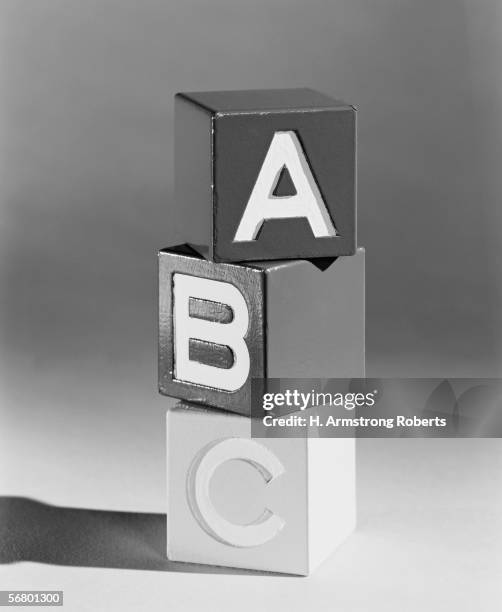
[187,438,285,547]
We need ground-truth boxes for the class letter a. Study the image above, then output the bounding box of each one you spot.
[234,131,337,241]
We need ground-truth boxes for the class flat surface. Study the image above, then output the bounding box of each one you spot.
[1,438,500,611]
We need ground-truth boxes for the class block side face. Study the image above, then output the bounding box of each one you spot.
[307,438,356,572]
[175,95,213,254]
[265,249,365,378]
[212,109,356,263]
[166,405,309,574]
[158,250,265,413]
[178,88,350,113]
[166,411,173,555]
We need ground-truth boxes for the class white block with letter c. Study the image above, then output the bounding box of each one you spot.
[166,403,356,575]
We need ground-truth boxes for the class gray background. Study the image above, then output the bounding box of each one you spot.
[0,1,501,610]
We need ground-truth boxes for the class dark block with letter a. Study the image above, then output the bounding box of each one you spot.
[175,88,356,262]
[159,244,365,414]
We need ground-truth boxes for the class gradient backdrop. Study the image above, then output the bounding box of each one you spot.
[0,2,501,609]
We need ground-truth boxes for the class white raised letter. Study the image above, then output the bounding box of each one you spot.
[187,438,285,547]
[173,274,250,391]
[234,131,337,241]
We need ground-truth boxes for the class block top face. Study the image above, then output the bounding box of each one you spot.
[176,88,352,114]
[175,88,356,263]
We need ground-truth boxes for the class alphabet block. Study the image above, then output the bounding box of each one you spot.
[159,244,365,413]
[176,88,356,262]
[166,403,356,575]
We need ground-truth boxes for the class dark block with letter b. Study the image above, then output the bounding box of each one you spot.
[159,244,365,414]
[176,89,356,263]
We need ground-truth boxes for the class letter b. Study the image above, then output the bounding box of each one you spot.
[173,274,250,392]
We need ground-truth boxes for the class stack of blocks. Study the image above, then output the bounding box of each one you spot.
[159,89,365,575]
